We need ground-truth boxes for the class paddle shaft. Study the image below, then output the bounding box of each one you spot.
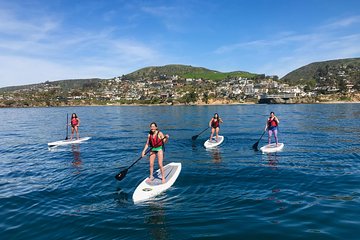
[127,147,152,170]
[257,131,266,142]
[192,127,210,140]
[252,130,266,150]
[65,113,69,140]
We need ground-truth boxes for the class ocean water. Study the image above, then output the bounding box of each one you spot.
[0,104,359,239]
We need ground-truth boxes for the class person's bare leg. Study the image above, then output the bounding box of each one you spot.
[210,128,215,141]
[268,130,272,144]
[158,151,165,183]
[70,127,74,140]
[75,126,80,139]
[147,152,155,182]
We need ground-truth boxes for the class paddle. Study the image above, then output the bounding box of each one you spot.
[115,147,152,181]
[252,130,266,151]
[65,113,69,140]
[115,136,168,181]
[192,127,210,140]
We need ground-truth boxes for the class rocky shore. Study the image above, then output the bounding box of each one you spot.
[1,93,359,108]
[262,93,360,104]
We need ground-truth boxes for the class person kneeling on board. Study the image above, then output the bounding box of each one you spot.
[142,122,169,184]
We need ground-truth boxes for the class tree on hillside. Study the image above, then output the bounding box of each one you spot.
[256,74,266,80]
[303,79,317,92]
[338,79,347,92]
[202,92,209,104]
[354,80,360,91]
[83,82,100,90]
[270,75,279,81]
[71,90,82,96]
[182,91,198,103]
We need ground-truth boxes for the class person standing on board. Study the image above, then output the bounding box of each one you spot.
[265,112,279,145]
[142,122,169,184]
[209,113,223,142]
[70,113,80,140]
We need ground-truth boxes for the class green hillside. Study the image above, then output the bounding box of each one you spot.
[281,58,360,86]
[0,78,105,93]
[0,65,258,93]
[125,64,258,80]
[47,78,105,91]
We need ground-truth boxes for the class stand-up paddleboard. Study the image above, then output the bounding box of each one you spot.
[204,135,224,148]
[260,143,284,153]
[48,137,91,147]
[133,162,181,203]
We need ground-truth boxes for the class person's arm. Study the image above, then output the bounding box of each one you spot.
[264,120,268,131]
[142,135,150,157]
[219,118,223,123]
[77,117,81,126]
[275,116,279,124]
[209,118,213,127]
[158,132,169,144]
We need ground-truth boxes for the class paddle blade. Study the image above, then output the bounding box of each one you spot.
[191,135,198,141]
[253,131,266,151]
[252,141,259,151]
[115,169,128,181]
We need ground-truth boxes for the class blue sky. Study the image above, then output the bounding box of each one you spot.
[0,0,359,87]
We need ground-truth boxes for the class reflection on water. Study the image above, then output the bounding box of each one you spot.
[266,152,278,170]
[114,188,130,206]
[71,144,82,172]
[144,202,169,240]
[48,146,57,152]
[191,140,199,151]
[206,148,222,163]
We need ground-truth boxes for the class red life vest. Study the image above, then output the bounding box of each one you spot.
[211,118,220,128]
[148,133,163,148]
[268,117,278,127]
[71,118,78,126]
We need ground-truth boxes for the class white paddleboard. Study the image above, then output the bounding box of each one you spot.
[204,135,224,148]
[48,137,91,147]
[260,143,284,153]
[133,162,181,203]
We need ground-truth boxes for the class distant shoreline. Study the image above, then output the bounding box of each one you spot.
[103,101,360,106]
[318,101,360,104]
[1,100,360,108]
[1,92,360,108]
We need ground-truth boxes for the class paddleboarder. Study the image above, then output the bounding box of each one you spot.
[70,113,80,140]
[265,112,279,145]
[208,113,223,142]
[141,122,169,184]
